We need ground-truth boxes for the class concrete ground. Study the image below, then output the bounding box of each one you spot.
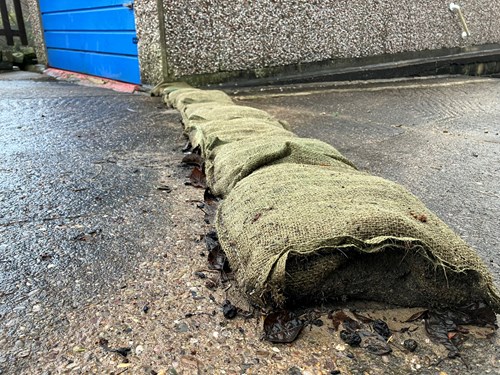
[0,71,188,373]
[0,71,499,374]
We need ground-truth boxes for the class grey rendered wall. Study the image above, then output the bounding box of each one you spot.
[25,0,500,85]
[25,0,46,63]
[134,0,166,85]
[158,0,500,80]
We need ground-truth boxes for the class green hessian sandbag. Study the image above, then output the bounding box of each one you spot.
[166,88,233,110]
[215,163,500,311]
[185,118,295,158]
[206,135,357,197]
[152,81,193,97]
[164,88,199,106]
[182,102,283,124]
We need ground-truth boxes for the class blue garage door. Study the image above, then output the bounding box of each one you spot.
[39,0,140,84]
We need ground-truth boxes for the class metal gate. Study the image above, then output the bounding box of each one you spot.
[0,0,28,46]
[39,0,140,84]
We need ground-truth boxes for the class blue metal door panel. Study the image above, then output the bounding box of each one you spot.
[42,8,136,31]
[39,1,140,84]
[44,31,138,56]
[47,49,140,83]
[39,0,128,13]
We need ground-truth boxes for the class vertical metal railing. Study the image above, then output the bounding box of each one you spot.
[0,0,28,46]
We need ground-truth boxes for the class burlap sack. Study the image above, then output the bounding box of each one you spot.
[152,81,193,97]
[206,135,357,197]
[183,103,282,124]
[215,163,500,311]
[163,86,290,129]
[186,118,295,158]
[160,84,500,312]
[166,88,233,111]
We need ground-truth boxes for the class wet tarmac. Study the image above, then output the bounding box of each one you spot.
[0,72,184,372]
[233,76,500,285]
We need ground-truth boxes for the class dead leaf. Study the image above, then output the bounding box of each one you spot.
[329,310,360,331]
[207,246,230,272]
[372,319,391,340]
[201,189,219,224]
[204,188,219,205]
[339,330,361,347]
[263,311,304,343]
[425,310,460,355]
[423,303,496,356]
[351,311,373,323]
[358,331,392,355]
[187,167,206,188]
[404,309,429,322]
[222,300,238,319]
[205,231,230,272]
[456,301,496,326]
[182,153,204,167]
[205,231,219,252]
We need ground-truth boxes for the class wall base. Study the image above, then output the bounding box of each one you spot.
[174,44,500,88]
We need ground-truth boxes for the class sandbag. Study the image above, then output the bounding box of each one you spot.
[152,81,193,97]
[166,88,233,110]
[186,118,295,158]
[160,84,500,313]
[206,135,357,197]
[183,103,281,124]
[215,163,500,311]
[164,88,198,107]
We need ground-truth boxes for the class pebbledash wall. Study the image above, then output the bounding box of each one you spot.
[28,0,500,85]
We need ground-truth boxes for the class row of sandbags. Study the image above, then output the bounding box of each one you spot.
[161,84,500,311]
